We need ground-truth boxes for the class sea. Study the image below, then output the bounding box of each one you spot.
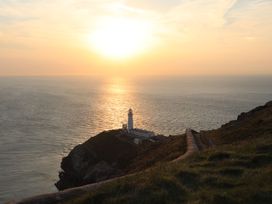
[0,75,272,202]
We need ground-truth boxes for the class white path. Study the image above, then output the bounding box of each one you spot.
[171,128,199,162]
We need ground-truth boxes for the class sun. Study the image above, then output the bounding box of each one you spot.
[89,17,153,59]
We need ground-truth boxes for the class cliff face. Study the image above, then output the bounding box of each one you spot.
[55,130,186,190]
[64,101,272,204]
[55,130,135,190]
[56,101,272,190]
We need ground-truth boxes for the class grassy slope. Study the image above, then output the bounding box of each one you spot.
[65,102,272,204]
[66,134,272,204]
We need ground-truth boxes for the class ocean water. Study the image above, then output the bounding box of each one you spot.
[0,76,272,202]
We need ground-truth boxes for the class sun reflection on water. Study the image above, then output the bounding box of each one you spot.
[107,78,127,94]
[92,77,138,132]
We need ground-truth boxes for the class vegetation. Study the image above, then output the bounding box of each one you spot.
[65,133,272,204]
[64,101,272,204]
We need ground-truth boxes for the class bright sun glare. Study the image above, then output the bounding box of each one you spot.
[90,17,153,59]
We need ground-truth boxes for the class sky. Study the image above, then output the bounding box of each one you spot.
[0,0,272,76]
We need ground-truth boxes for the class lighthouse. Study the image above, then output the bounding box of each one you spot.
[122,108,155,138]
[127,108,134,132]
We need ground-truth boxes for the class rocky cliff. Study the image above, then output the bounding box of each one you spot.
[64,101,272,204]
[55,130,186,190]
[10,101,272,204]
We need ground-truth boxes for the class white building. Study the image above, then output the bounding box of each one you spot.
[131,128,155,138]
[122,108,155,138]
[128,108,133,132]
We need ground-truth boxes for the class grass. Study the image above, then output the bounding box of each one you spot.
[65,133,272,204]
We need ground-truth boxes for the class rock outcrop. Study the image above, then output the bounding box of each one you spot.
[55,129,186,190]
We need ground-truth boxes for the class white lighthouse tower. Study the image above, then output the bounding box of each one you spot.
[127,108,134,132]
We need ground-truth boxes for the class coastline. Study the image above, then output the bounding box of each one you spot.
[4,100,272,204]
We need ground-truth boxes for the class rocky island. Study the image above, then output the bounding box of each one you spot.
[9,101,272,204]
[56,129,186,190]
[56,108,187,190]
[62,101,272,204]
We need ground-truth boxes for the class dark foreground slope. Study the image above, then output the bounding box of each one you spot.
[56,130,186,190]
[65,101,272,204]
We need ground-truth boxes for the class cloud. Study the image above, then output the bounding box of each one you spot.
[0,15,37,23]
[0,0,271,75]
[224,0,272,25]
[0,0,272,49]
[125,0,182,11]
